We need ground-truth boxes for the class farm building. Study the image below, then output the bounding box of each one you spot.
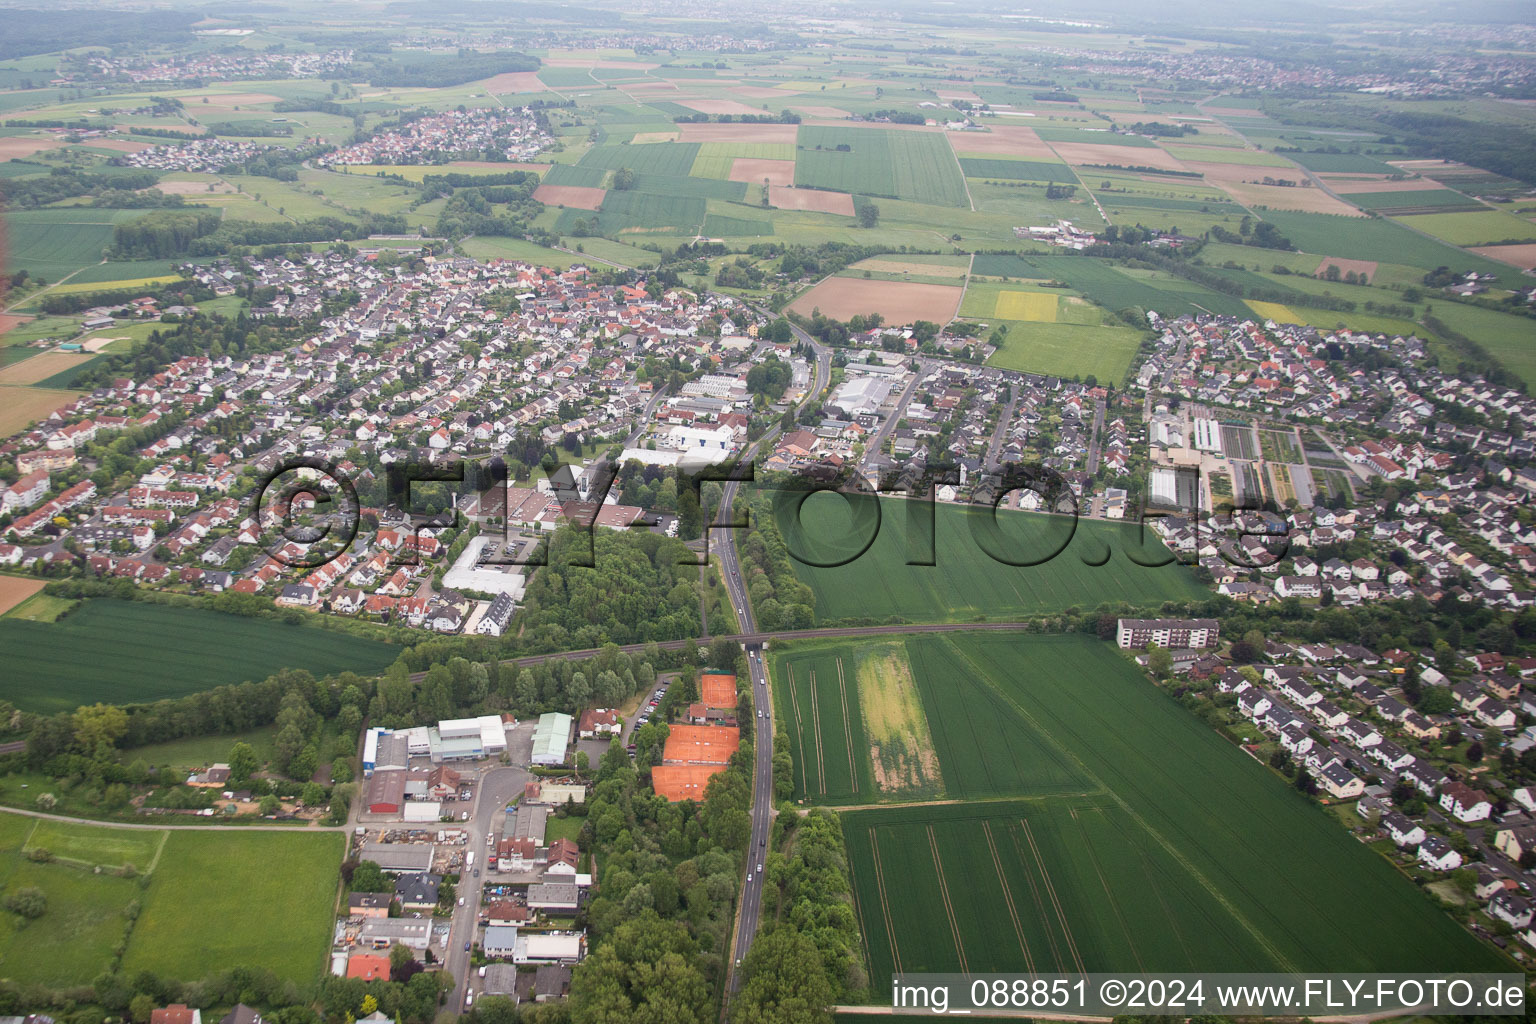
[652,763,728,801]
[662,724,740,765]
[700,673,738,709]
[532,713,573,765]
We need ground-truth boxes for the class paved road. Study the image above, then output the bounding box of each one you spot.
[1084,398,1106,476]
[444,758,531,1011]
[985,383,1019,471]
[714,317,830,1003]
[0,804,347,830]
[715,490,773,995]
[861,359,931,472]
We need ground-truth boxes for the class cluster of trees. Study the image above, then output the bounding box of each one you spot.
[715,258,766,289]
[0,7,194,61]
[354,50,539,88]
[567,716,757,1023]
[745,356,793,400]
[111,210,223,259]
[670,110,802,125]
[865,109,926,125]
[732,808,864,1021]
[1209,216,1294,250]
[0,168,181,210]
[514,528,707,651]
[1121,121,1199,137]
[316,966,453,1024]
[185,214,410,258]
[736,499,817,631]
[740,240,893,282]
[369,647,663,729]
[434,179,543,239]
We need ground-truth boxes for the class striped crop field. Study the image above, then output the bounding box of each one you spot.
[839,634,1506,999]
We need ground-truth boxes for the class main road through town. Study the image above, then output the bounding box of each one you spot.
[715,318,828,1002]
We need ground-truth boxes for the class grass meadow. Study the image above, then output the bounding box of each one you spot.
[121,830,343,984]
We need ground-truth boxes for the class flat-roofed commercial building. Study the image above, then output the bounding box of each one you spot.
[531,713,573,766]
[358,841,435,873]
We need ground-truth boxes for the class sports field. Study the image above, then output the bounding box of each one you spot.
[0,599,398,712]
[777,498,1205,623]
[985,321,1144,383]
[841,635,1506,995]
[121,830,343,984]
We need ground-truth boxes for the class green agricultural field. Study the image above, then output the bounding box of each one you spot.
[1037,257,1252,317]
[122,830,343,985]
[555,190,705,235]
[461,236,591,267]
[632,172,747,201]
[842,635,1506,996]
[1426,302,1536,388]
[701,212,773,236]
[795,125,969,207]
[2,208,149,281]
[776,498,1206,624]
[1345,189,1481,213]
[578,141,702,176]
[1287,152,1405,174]
[694,140,795,164]
[1396,210,1536,246]
[1254,210,1524,285]
[1162,144,1290,166]
[971,254,1051,278]
[772,642,879,803]
[0,814,142,987]
[959,158,1078,183]
[543,163,608,187]
[772,634,1095,807]
[0,599,398,712]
